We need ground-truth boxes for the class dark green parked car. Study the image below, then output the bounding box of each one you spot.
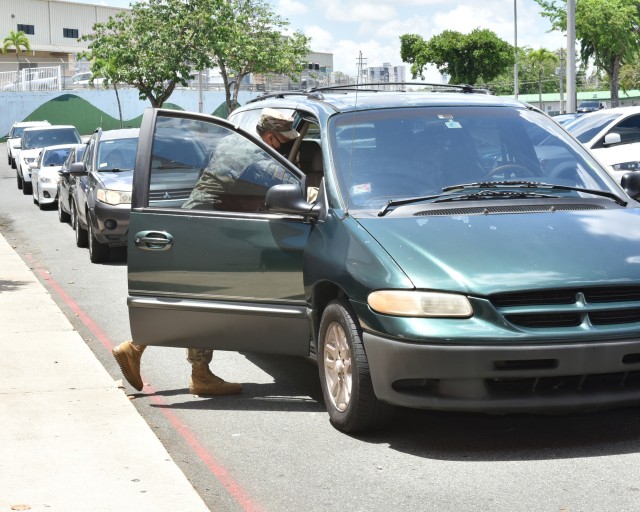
[128,84,640,433]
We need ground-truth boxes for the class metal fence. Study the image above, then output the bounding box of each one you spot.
[0,66,62,92]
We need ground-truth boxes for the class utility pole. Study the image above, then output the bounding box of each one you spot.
[356,51,367,83]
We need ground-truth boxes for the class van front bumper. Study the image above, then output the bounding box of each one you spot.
[363,332,640,413]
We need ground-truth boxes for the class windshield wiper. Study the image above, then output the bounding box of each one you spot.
[99,168,131,172]
[378,193,444,216]
[433,190,557,203]
[443,180,628,206]
[377,179,628,216]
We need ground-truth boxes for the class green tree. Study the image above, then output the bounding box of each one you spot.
[400,28,514,85]
[483,46,561,96]
[2,30,31,72]
[81,0,216,108]
[619,56,640,91]
[91,56,125,128]
[202,0,311,113]
[536,0,640,107]
[528,48,559,108]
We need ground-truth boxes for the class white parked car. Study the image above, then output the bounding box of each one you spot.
[6,120,50,169]
[71,72,105,86]
[17,125,82,194]
[31,144,76,210]
[565,106,640,183]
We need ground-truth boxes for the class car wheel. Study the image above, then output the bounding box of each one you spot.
[58,195,71,223]
[74,203,88,248]
[23,181,32,195]
[318,298,394,434]
[11,157,16,170]
[88,220,110,263]
[17,173,23,190]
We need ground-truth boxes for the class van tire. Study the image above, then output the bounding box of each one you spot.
[318,298,394,434]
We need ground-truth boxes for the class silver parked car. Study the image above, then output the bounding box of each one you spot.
[70,128,139,263]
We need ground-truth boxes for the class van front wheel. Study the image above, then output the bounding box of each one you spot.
[318,299,393,434]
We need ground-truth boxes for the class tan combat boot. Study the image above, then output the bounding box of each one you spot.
[112,341,146,391]
[189,363,242,396]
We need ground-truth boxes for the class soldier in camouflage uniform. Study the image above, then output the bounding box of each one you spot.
[112,108,300,396]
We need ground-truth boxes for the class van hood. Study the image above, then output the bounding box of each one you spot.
[355,207,640,295]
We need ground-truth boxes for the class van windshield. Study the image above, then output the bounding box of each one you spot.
[329,106,618,210]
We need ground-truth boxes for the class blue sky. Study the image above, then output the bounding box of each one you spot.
[64,0,567,79]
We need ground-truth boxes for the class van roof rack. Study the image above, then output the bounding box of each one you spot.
[245,82,490,105]
[308,82,485,94]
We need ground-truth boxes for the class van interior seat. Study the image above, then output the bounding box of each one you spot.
[297,139,324,193]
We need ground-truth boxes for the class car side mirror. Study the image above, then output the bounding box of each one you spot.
[265,184,320,219]
[29,161,38,169]
[621,172,640,199]
[69,162,87,176]
[14,143,21,149]
[604,133,621,146]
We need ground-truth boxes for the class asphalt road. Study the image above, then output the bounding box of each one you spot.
[3,142,640,512]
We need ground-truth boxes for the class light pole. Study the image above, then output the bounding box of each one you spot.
[514,0,518,99]
[566,0,576,112]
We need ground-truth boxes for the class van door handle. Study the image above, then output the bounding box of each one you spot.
[134,230,174,251]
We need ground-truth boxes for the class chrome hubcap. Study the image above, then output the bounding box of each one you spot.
[323,321,352,412]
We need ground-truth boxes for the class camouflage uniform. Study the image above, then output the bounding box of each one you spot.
[182,134,274,210]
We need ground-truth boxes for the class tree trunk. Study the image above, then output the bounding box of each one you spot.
[114,84,123,129]
[610,56,621,108]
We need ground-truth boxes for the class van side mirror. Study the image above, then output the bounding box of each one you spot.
[621,172,640,199]
[265,184,320,219]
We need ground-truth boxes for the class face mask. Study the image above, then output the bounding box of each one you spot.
[277,139,296,156]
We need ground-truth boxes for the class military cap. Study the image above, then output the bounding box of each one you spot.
[257,108,299,140]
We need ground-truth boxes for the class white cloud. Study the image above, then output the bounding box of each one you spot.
[323,0,397,23]
[276,0,308,16]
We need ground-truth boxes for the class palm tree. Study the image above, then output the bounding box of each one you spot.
[528,49,559,110]
[2,30,32,72]
[92,56,124,128]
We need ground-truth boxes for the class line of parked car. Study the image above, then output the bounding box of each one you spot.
[6,120,139,263]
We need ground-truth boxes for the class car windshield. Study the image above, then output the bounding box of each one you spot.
[565,111,623,143]
[43,148,71,166]
[329,106,620,211]
[23,128,80,149]
[97,137,139,171]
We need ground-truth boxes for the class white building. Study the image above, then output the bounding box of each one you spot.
[0,0,126,74]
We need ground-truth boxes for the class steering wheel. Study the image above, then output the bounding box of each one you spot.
[485,164,534,179]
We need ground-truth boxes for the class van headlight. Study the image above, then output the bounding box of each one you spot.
[96,189,131,205]
[368,290,473,318]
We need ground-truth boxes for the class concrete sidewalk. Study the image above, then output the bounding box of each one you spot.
[0,232,210,512]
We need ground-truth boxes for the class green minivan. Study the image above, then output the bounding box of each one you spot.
[128,84,640,433]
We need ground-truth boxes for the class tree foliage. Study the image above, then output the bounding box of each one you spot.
[529,48,559,107]
[535,0,640,106]
[400,28,514,85]
[81,0,214,108]
[484,46,561,96]
[1,30,31,71]
[204,0,311,112]
[92,56,125,128]
[80,0,311,112]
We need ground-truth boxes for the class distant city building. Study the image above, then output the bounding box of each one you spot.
[361,62,407,89]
